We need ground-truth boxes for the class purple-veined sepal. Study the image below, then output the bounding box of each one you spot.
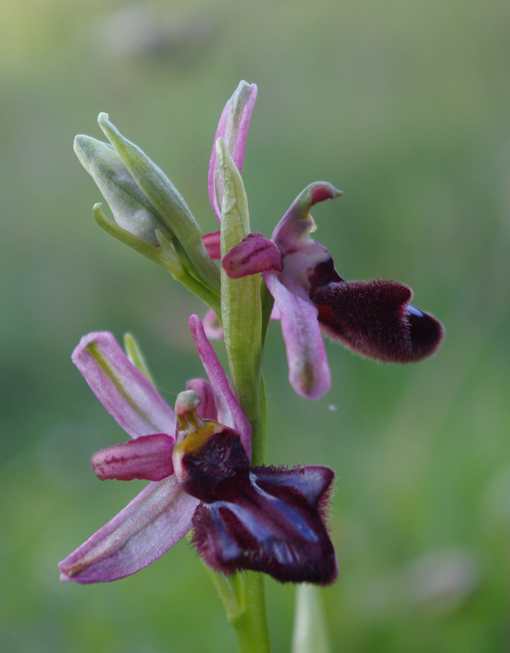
[58,475,198,584]
[264,273,331,399]
[72,332,177,439]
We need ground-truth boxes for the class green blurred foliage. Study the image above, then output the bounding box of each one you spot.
[1,0,510,651]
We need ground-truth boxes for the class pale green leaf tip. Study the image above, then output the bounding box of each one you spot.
[215,136,226,159]
[123,332,155,385]
[92,202,105,217]
[97,112,110,126]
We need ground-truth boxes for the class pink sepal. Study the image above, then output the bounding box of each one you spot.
[72,332,176,439]
[58,476,198,583]
[202,230,221,260]
[208,81,257,221]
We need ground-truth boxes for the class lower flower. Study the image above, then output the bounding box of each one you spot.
[59,317,337,586]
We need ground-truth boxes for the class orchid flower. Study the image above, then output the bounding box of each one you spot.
[203,82,444,399]
[222,183,444,399]
[59,316,337,586]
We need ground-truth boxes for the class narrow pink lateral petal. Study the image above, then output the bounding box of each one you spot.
[202,230,221,260]
[185,378,218,420]
[189,315,252,459]
[91,434,175,482]
[203,309,224,340]
[208,81,258,221]
[72,332,176,439]
[270,303,281,321]
[59,475,198,583]
[222,232,283,279]
[264,273,331,399]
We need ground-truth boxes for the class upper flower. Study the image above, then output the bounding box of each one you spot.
[203,84,444,399]
[222,183,444,399]
[59,317,337,586]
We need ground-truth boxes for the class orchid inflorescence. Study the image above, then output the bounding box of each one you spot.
[60,81,443,644]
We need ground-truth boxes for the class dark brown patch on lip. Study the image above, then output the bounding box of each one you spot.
[312,280,444,363]
[308,257,343,291]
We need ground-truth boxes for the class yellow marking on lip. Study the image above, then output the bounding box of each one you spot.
[174,420,222,457]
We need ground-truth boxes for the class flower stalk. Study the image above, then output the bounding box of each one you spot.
[217,138,264,463]
[215,136,270,650]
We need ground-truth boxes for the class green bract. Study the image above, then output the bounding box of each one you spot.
[97,113,220,295]
[217,137,264,465]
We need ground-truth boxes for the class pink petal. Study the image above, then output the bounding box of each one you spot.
[189,315,252,459]
[59,475,199,583]
[202,230,221,260]
[222,232,283,279]
[270,303,281,321]
[263,273,331,399]
[208,81,258,221]
[72,332,176,439]
[203,309,224,340]
[91,434,175,482]
[185,378,218,420]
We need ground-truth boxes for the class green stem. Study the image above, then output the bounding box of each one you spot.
[260,282,275,347]
[214,138,272,651]
[230,572,271,653]
[222,373,270,652]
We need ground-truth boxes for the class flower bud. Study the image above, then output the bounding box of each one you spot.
[74,134,172,246]
[97,113,220,293]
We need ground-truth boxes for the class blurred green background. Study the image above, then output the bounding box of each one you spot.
[1,0,510,651]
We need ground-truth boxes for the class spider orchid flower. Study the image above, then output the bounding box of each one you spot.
[202,83,443,397]
[221,182,445,399]
[58,316,337,585]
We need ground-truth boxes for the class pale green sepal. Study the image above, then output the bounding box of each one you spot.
[93,203,174,269]
[97,113,220,294]
[217,138,263,463]
[74,135,172,246]
[123,333,155,386]
[292,584,331,653]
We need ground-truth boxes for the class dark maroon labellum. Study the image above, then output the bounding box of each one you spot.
[179,427,250,502]
[190,464,338,585]
[178,430,338,585]
[311,279,444,363]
